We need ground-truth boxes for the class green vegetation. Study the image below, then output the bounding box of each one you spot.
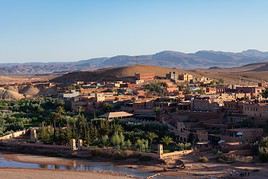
[217,78,224,85]
[0,98,63,135]
[262,88,268,98]
[147,132,158,148]
[258,137,268,162]
[161,136,173,147]
[136,139,149,152]
[176,142,191,150]
[0,98,177,153]
[144,82,167,95]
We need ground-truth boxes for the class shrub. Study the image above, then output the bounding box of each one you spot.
[136,139,149,152]
[125,139,132,149]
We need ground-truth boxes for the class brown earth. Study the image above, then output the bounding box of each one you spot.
[0,168,132,179]
[52,64,268,85]
[0,74,56,85]
[1,63,268,87]
[51,65,186,84]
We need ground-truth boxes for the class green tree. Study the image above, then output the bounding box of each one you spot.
[99,120,110,136]
[262,89,268,98]
[51,106,65,142]
[112,123,124,134]
[136,139,143,151]
[88,123,98,145]
[119,132,125,147]
[147,132,158,148]
[0,117,5,136]
[144,82,167,96]
[136,139,149,152]
[125,139,132,149]
[39,124,53,144]
[101,135,109,147]
[111,132,121,148]
[161,136,173,148]
[76,114,87,139]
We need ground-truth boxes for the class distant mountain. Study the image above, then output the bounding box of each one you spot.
[1,49,268,74]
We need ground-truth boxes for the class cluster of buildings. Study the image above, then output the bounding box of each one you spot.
[57,70,268,156]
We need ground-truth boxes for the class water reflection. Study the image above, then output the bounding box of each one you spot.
[0,153,182,179]
[0,153,149,178]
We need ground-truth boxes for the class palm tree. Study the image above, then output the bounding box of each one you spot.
[161,136,173,148]
[147,132,158,148]
[112,123,124,134]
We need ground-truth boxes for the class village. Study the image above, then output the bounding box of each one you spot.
[59,70,268,154]
[0,68,268,178]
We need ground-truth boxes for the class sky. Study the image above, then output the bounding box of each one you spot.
[0,0,268,63]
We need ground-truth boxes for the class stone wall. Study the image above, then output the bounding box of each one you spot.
[160,149,193,159]
[0,130,27,140]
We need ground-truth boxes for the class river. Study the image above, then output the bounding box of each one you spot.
[0,152,181,179]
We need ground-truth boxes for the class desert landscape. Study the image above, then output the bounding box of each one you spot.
[1,1,268,179]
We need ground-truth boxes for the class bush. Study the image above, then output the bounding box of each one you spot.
[176,142,191,151]
[136,139,149,152]
[125,139,132,149]
[111,132,125,149]
[101,135,109,147]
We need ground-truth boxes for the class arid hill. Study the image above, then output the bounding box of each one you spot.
[51,65,185,84]
[232,62,268,72]
[19,85,40,97]
[0,87,24,100]
[51,62,268,86]
[0,75,56,85]
[190,62,268,85]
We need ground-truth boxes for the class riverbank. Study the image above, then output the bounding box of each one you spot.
[0,168,132,179]
[0,152,152,178]
[1,143,268,179]
[0,152,239,178]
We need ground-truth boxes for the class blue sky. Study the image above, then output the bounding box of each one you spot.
[0,0,268,62]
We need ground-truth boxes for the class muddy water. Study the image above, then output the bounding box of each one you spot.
[0,152,182,179]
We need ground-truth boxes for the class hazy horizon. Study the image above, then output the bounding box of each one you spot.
[1,0,268,62]
[0,48,267,64]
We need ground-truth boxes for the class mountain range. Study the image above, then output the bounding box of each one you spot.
[1,49,268,74]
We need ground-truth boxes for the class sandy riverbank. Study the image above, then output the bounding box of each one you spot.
[2,152,268,179]
[0,168,132,179]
